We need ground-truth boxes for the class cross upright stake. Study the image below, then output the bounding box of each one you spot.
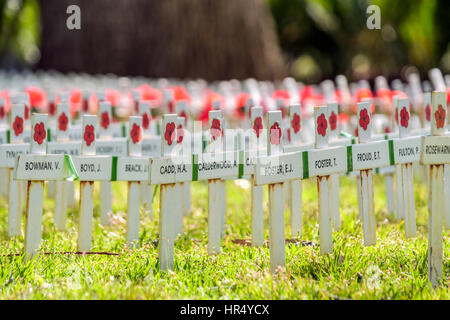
[314,106,334,254]
[5,104,26,237]
[395,98,417,238]
[287,104,303,237]
[176,100,192,217]
[420,91,448,288]
[98,101,113,226]
[158,113,179,270]
[53,102,75,230]
[356,101,377,246]
[250,106,265,246]
[23,113,48,257]
[207,109,225,255]
[71,115,112,252]
[327,101,341,231]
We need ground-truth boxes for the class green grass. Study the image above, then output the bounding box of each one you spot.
[0,173,449,299]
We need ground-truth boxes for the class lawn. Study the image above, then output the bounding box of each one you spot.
[0,172,449,299]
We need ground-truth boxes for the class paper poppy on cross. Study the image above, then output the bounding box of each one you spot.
[253,116,263,138]
[359,108,370,131]
[24,105,30,120]
[100,111,110,130]
[317,113,328,137]
[211,118,222,141]
[291,113,301,134]
[130,123,142,144]
[435,104,446,129]
[400,107,409,128]
[13,116,24,137]
[58,112,68,131]
[177,124,184,144]
[142,113,150,130]
[33,122,46,145]
[329,111,337,131]
[84,124,95,146]
[165,122,176,146]
[425,104,431,122]
[270,122,282,145]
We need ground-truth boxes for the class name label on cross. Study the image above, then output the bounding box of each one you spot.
[150,156,193,184]
[47,141,81,156]
[71,156,112,181]
[420,136,450,164]
[15,154,67,180]
[0,143,29,168]
[307,146,347,177]
[351,140,390,170]
[255,151,303,185]
[392,136,421,164]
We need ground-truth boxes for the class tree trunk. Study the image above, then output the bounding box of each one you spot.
[37,0,287,81]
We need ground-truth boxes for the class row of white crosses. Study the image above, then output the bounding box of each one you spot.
[2,93,448,287]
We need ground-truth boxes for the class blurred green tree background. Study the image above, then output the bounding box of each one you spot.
[268,0,450,82]
[1,0,450,83]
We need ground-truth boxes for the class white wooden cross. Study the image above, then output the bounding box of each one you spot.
[206,109,226,254]
[0,104,28,237]
[15,113,78,258]
[249,106,265,246]
[72,115,112,251]
[351,101,393,246]
[113,116,148,247]
[308,106,348,254]
[0,97,7,199]
[98,101,114,225]
[392,98,419,238]
[327,101,341,230]
[48,102,81,230]
[286,104,303,237]
[420,91,448,288]
[254,111,303,273]
[150,113,192,270]
[139,100,160,217]
[176,100,191,217]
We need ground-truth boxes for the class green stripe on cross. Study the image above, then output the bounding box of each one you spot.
[388,139,395,166]
[302,151,309,179]
[111,156,118,181]
[346,145,353,173]
[192,154,198,181]
[238,150,244,179]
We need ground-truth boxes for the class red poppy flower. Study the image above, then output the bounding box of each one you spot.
[177,124,184,144]
[435,104,446,129]
[317,113,328,137]
[24,105,30,120]
[270,122,282,146]
[48,101,56,116]
[359,108,370,131]
[100,112,110,130]
[235,92,251,118]
[0,106,5,119]
[253,116,263,138]
[130,123,142,144]
[33,122,46,145]
[26,86,46,108]
[58,112,69,131]
[142,113,150,130]
[425,104,431,122]
[82,99,89,112]
[13,116,23,137]
[384,126,391,133]
[211,118,222,141]
[291,113,301,134]
[400,107,409,128]
[329,111,337,131]
[84,125,95,146]
[165,122,176,146]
